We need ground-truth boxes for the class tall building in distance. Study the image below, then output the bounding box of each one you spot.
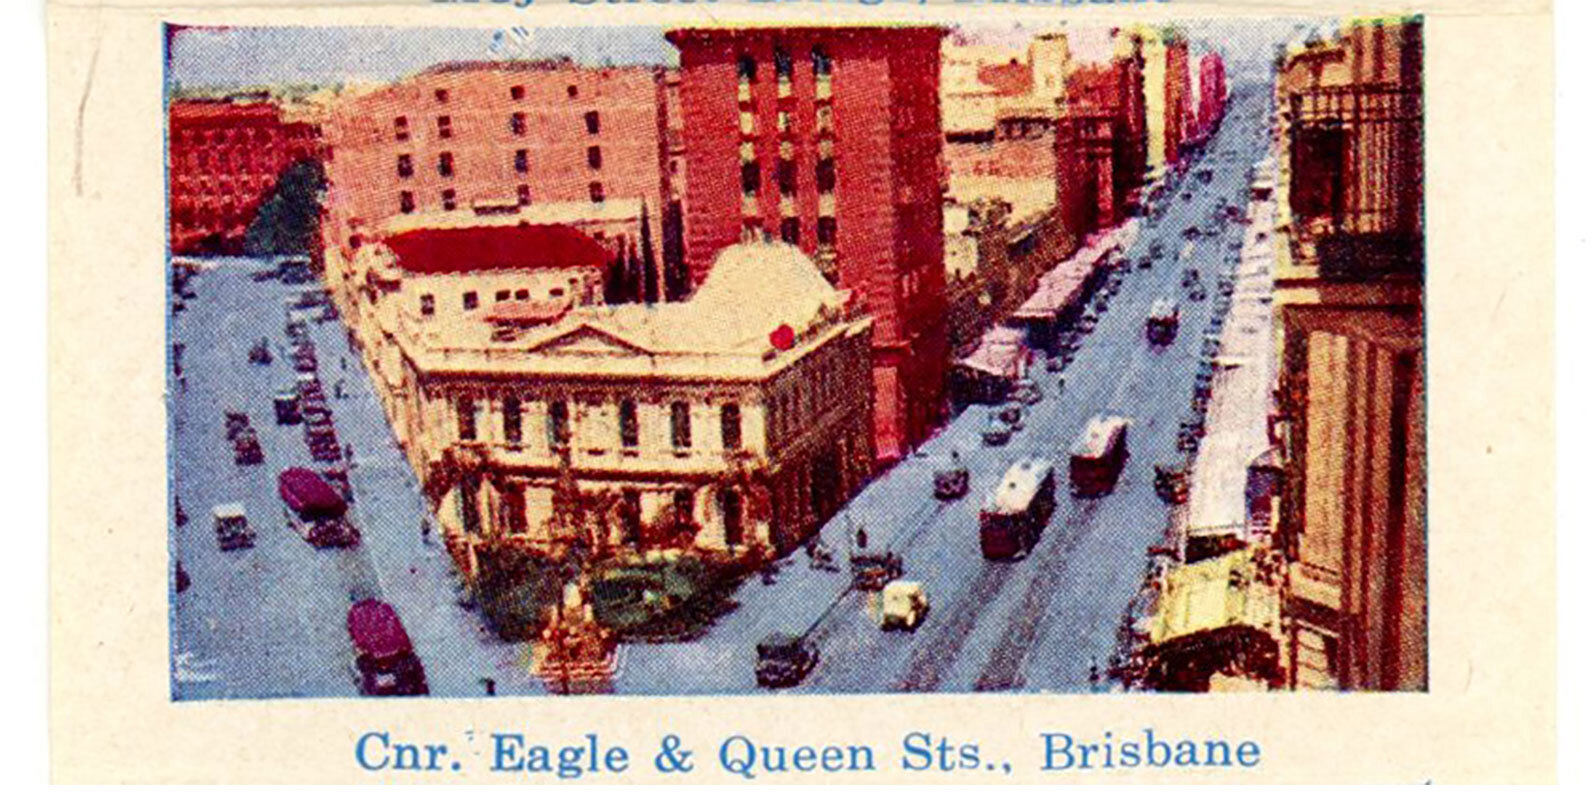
[167,96,322,255]
[1271,17,1426,691]
[320,60,676,270]
[667,26,950,464]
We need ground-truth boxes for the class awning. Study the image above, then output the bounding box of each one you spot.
[1149,550,1280,646]
[956,326,1028,379]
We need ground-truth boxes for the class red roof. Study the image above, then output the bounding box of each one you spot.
[347,600,414,660]
[384,224,609,276]
[278,467,347,520]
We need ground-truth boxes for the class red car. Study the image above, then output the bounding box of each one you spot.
[347,600,429,696]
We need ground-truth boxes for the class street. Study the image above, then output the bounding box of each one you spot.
[169,259,549,699]
[608,82,1275,695]
[169,78,1272,699]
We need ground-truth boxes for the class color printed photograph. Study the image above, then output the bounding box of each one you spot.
[162,16,1426,699]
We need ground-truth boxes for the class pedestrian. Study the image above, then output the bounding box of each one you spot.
[421,517,432,545]
[340,356,348,372]
[344,442,355,468]
[482,677,497,697]
[856,526,869,551]
[335,380,345,399]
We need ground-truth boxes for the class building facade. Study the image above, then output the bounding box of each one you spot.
[941,32,1073,214]
[1271,17,1426,691]
[320,60,676,271]
[167,96,322,255]
[1195,52,1228,142]
[666,26,950,465]
[345,240,875,573]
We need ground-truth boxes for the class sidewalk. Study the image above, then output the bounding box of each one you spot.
[1184,159,1279,543]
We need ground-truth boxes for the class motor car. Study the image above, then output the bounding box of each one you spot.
[879,581,931,631]
[933,454,970,500]
[995,402,1024,428]
[212,502,255,551]
[1013,380,1043,406]
[850,551,904,592]
[1045,355,1066,373]
[755,633,819,688]
[982,417,1013,446]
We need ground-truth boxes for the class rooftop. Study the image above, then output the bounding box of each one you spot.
[396,242,869,381]
[384,223,612,276]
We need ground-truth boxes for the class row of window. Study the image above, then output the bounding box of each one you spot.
[456,397,744,452]
[396,181,600,214]
[741,216,837,247]
[737,47,834,83]
[391,110,600,142]
[739,156,837,198]
[478,484,737,546]
[418,285,568,317]
[431,84,586,105]
[178,149,290,173]
[395,146,603,179]
[173,127,311,146]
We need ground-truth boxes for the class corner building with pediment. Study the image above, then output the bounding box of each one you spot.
[329,221,876,571]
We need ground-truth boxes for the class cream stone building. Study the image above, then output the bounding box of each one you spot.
[328,230,875,570]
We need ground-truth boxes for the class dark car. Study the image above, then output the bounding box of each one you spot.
[755,633,818,688]
[934,452,970,500]
[982,417,1013,447]
[995,402,1024,428]
[233,428,264,466]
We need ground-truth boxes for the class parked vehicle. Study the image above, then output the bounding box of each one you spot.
[248,338,273,366]
[995,402,1024,428]
[212,502,255,551]
[224,410,250,441]
[755,633,818,688]
[347,599,429,696]
[233,428,264,466]
[879,581,931,631]
[933,452,970,500]
[979,458,1056,560]
[1146,298,1180,345]
[1069,414,1130,497]
[850,551,904,592]
[1012,379,1043,405]
[1154,462,1190,505]
[982,418,1012,447]
[279,467,360,548]
[273,390,302,425]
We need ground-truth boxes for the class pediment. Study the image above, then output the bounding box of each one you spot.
[523,323,653,357]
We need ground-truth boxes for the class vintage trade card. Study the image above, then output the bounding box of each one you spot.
[47,0,1555,783]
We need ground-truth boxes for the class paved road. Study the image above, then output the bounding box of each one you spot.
[612,81,1276,695]
[168,261,547,699]
[168,81,1273,700]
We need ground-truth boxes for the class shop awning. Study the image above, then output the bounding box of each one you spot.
[1149,550,1280,646]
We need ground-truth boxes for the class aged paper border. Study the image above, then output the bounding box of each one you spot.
[47,0,1555,783]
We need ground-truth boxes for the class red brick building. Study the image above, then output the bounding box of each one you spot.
[1196,52,1228,141]
[167,97,321,255]
[1163,37,1194,164]
[1056,37,1149,238]
[320,60,674,267]
[666,26,949,464]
